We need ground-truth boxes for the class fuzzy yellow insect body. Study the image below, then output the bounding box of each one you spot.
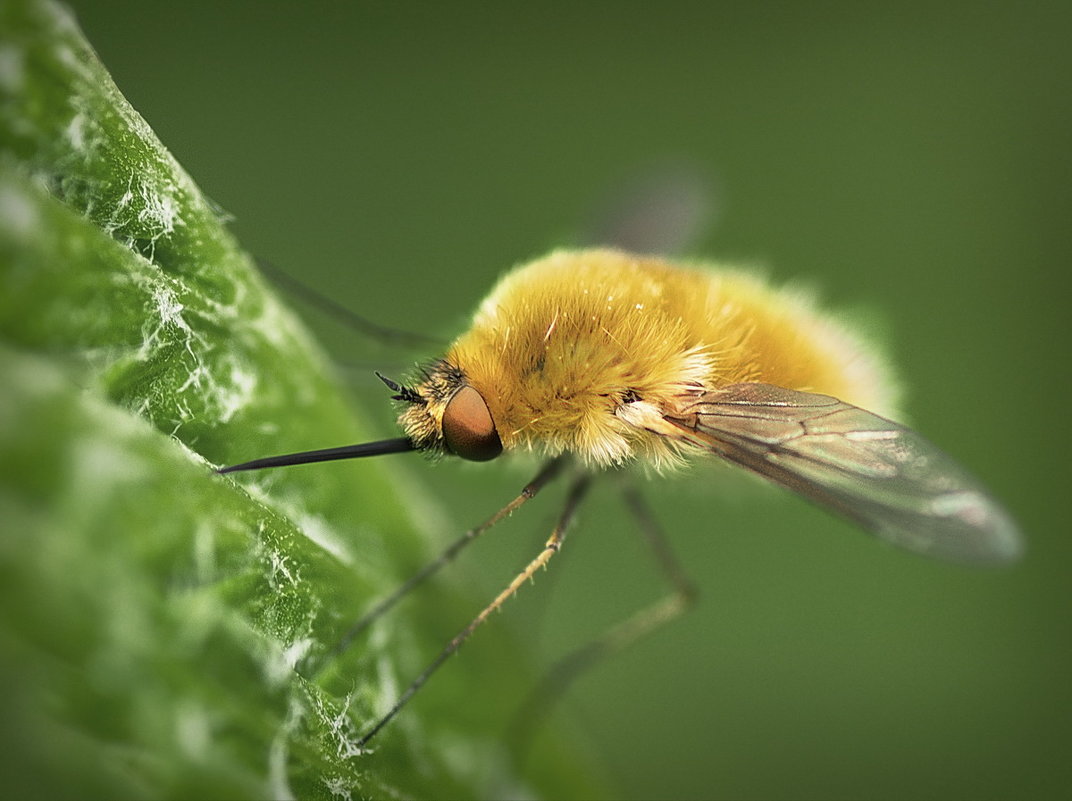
[222,246,1021,748]
[402,249,897,469]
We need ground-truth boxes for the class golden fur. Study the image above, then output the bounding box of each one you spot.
[401,249,898,469]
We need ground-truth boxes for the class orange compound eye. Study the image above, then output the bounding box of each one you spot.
[441,385,503,461]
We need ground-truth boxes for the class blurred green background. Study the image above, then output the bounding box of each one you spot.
[60,2,1071,799]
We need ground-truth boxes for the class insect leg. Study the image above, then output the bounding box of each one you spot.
[255,257,443,348]
[509,479,697,752]
[355,472,592,749]
[619,481,698,610]
[316,457,567,673]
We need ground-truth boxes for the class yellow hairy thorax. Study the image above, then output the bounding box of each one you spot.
[435,249,897,468]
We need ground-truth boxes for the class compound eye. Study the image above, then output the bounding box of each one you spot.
[441,385,503,461]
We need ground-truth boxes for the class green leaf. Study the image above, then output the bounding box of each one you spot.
[0,1,603,798]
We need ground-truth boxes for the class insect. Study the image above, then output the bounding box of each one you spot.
[220,247,1022,746]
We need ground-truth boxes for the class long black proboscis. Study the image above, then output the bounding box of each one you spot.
[217,437,418,474]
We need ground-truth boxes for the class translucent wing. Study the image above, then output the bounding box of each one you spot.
[663,383,1022,564]
[582,165,715,256]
